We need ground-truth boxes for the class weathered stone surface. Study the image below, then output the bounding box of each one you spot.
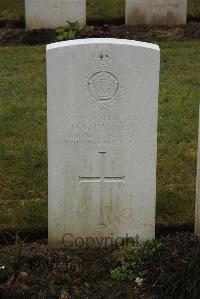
[25,0,86,29]
[47,38,160,248]
[125,0,187,26]
[195,107,200,234]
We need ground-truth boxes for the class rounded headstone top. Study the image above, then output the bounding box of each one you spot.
[47,38,160,51]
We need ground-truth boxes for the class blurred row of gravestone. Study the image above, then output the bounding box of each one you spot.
[25,0,188,30]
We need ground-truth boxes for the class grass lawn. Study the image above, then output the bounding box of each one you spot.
[87,0,125,24]
[0,0,199,24]
[0,0,25,24]
[0,46,47,230]
[0,41,200,231]
[157,41,200,226]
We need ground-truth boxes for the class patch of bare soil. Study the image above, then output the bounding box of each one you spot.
[78,22,200,42]
[0,241,138,299]
[0,22,200,46]
[0,233,200,299]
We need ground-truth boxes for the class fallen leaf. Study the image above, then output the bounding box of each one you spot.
[19,272,29,278]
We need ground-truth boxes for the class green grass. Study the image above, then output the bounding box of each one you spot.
[0,41,200,230]
[0,0,24,24]
[87,0,125,23]
[0,0,199,24]
[189,0,200,18]
[157,41,200,226]
[0,46,47,230]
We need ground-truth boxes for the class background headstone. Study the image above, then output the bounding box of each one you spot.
[25,0,86,29]
[47,38,160,248]
[195,106,200,234]
[125,0,187,26]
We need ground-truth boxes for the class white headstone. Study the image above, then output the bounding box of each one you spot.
[47,38,160,248]
[195,107,200,234]
[25,0,86,29]
[125,0,187,26]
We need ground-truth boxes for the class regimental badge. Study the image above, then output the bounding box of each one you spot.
[81,51,124,110]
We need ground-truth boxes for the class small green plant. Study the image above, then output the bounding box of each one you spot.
[111,239,163,283]
[56,21,81,41]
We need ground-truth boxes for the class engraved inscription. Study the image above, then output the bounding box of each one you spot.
[135,0,179,10]
[148,3,178,9]
[65,114,136,145]
[81,52,125,110]
[79,152,125,226]
[140,0,179,10]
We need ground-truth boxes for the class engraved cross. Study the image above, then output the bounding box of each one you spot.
[79,152,125,227]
